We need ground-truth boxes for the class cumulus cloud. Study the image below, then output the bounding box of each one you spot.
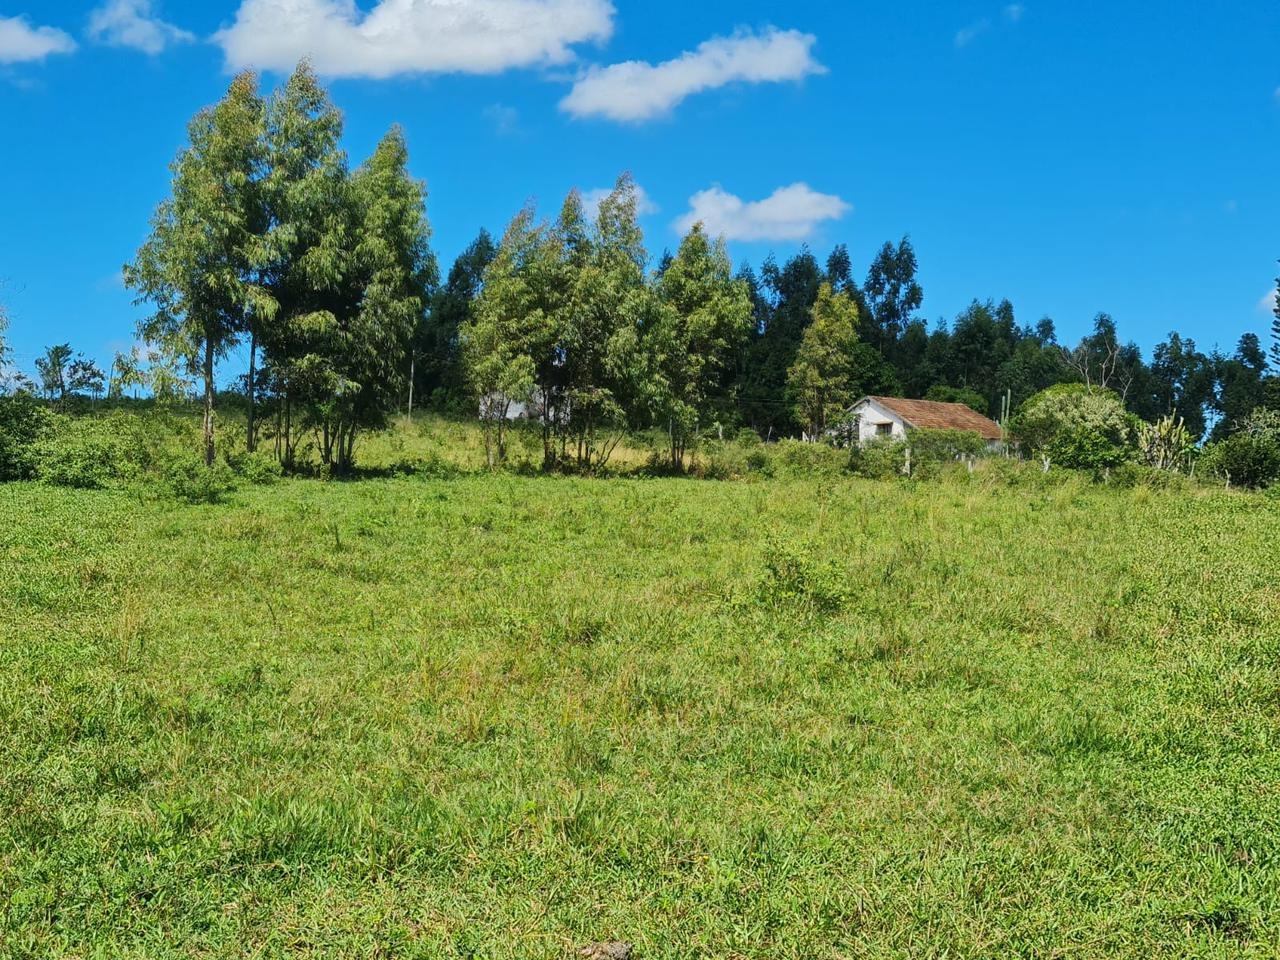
[675,183,850,242]
[215,0,615,79]
[1259,288,1279,315]
[561,27,824,123]
[1004,4,1026,22]
[0,15,76,64]
[88,0,194,55]
[581,183,658,219]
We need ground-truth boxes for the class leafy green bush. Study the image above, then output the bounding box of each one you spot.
[1109,462,1191,492]
[906,428,990,480]
[1200,433,1280,489]
[29,412,176,489]
[34,417,130,489]
[234,450,284,485]
[0,394,53,481]
[772,439,848,476]
[1010,384,1136,474]
[850,436,907,480]
[759,537,847,612]
[163,456,238,504]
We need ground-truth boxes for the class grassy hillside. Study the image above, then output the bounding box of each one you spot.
[2,474,1278,957]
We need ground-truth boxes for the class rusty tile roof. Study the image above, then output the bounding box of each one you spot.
[864,396,1004,440]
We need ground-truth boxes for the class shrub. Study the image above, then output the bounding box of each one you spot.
[850,436,907,480]
[1200,433,1280,489]
[235,450,284,485]
[1109,462,1191,492]
[0,394,53,481]
[772,439,848,476]
[164,456,238,504]
[34,418,126,489]
[1010,384,1136,474]
[760,537,847,612]
[907,428,989,466]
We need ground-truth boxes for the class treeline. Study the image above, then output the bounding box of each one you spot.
[3,64,1279,477]
[423,229,1279,455]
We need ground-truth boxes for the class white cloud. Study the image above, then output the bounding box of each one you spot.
[0,15,76,64]
[88,0,194,55]
[560,27,824,123]
[955,19,991,48]
[1004,4,1026,22]
[1259,288,1279,314]
[675,183,851,242]
[215,0,615,79]
[581,183,658,219]
[483,103,520,135]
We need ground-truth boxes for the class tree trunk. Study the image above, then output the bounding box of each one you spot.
[201,337,216,467]
[407,355,415,421]
[246,332,257,453]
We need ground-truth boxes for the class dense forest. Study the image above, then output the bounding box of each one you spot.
[3,63,1279,483]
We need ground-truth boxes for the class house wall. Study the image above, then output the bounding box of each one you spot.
[851,399,909,446]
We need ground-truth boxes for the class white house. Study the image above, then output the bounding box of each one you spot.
[847,396,1004,450]
[480,388,563,423]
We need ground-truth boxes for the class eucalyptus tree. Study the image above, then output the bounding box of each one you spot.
[310,126,435,472]
[650,224,752,469]
[421,228,496,408]
[863,236,923,355]
[35,344,72,405]
[126,72,268,465]
[563,174,649,470]
[256,61,347,466]
[787,283,862,440]
[109,347,145,399]
[462,208,542,468]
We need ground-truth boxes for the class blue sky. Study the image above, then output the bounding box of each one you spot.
[2,0,1278,379]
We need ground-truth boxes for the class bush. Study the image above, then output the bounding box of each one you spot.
[30,412,172,489]
[907,428,989,468]
[1200,433,1280,489]
[164,456,238,504]
[233,450,284,485]
[759,537,847,612]
[34,418,127,489]
[1010,384,1136,474]
[1109,462,1191,492]
[850,436,907,480]
[772,439,848,476]
[0,394,53,481]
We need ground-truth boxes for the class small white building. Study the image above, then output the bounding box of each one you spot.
[480,388,563,423]
[848,396,1004,450]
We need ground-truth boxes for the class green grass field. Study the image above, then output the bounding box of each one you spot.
[2,472,1279,957]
